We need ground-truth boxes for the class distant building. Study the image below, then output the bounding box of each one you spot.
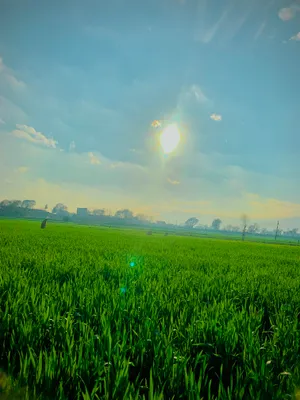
[77,208,88,217]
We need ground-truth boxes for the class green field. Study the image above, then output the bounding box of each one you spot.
[0,220,300,399]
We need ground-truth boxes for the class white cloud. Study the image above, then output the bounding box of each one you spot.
[17,166,29,174]
[202,10,228,43]
[254,21,266,41]
[175,84,211,116]
[177,84,209,106]
[167,177,180,185]
[0,57,26,89]
[210,113,222,122]
[110,162,122,168]
[11,124,58,148]
[190,85,209,103]
[129,148,144,156]
[0,132,148,204]
[88,152,101,165]
[290,32,300,41]
[69,141,76,151]
[246,193,300,220]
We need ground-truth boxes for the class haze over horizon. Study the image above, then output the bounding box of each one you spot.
[1,0,299,229]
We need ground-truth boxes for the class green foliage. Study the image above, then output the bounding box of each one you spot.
[0,220,300,399]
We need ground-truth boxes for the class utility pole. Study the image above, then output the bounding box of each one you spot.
[275,221,280,241]
[242,223,247,241]
[241,214,248,241]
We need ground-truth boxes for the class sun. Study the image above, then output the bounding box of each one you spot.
[159,124,181,154]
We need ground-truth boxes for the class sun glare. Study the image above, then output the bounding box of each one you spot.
[159,124,181,154]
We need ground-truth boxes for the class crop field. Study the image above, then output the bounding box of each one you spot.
[0,219,300,400]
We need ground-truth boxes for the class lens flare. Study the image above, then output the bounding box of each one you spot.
[159,124,181,154]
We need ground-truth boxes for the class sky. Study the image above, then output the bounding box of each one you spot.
[0,0,300,228]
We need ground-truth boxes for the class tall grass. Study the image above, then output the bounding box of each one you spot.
[0,220,300,399]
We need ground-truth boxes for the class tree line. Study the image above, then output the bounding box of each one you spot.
[0,199,299,237]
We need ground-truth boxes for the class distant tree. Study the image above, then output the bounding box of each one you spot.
[0,199,26,217]
[21,200,36,209]
[11,200,22,208]
[52,203,68,215]
[45,204,48,210]
[184,217,199,228]
[286,228,299,237]
[92,209,105,216]
[135,213,151,224]
[0,200,10,208]
[248,225,254,233]
[260,227,268,235]
[63,215,70,222]
[275,229,283,237]
[225,225,241,232]
[156,220,167,226]
[248,223,259,234]
[211,218,222,230]
[0,199,22,208]
[195,224,207,231]
[115,209,134,219]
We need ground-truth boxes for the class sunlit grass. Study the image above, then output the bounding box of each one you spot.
[0,220,300,399]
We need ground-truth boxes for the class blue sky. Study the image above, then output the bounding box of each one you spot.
[0,0,300,228]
